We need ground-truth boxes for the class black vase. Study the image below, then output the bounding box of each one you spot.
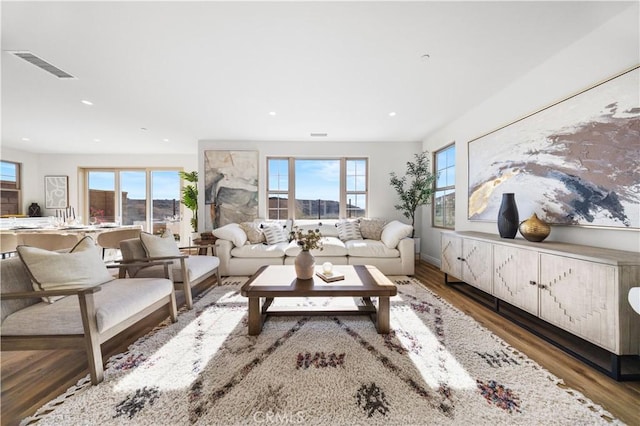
[28,202,41,217]
[497,193,518,239]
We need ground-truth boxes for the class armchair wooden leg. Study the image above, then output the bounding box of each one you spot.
[168,292,178,322]
[216,268,221,286]
[180,258,193,309]
[78,292,104,385]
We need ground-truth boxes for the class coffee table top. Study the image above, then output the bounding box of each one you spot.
[241,265,397,298]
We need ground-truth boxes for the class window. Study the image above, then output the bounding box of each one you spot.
[266,158,367,219]
[85,168,180,234]
[433,144,455,228]
[1,161,21,215]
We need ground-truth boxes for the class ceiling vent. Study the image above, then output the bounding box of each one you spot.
[310,133,328,137]
[9,51,76,79]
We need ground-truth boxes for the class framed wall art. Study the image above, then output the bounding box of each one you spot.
[204,150,258,229]
[468,66,639,229]
[44,175,69,209]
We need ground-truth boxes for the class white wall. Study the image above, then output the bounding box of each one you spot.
[422,5,640,265]
[198,140,422,230]
[0,148,196,240]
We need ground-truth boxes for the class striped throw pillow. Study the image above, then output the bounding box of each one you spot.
[263,225,288,245]
[337,220,362,241]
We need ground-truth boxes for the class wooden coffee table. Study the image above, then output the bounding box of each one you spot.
[240,264,397,335]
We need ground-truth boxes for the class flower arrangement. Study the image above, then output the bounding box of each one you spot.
[289,227,324,251]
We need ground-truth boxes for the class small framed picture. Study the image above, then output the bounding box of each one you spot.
[44,175,69,208]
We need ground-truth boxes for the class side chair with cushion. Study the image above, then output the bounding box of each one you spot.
[1,236,177,385]
[17,233,80,251]
[119,232,220,309]
[96,227,142,260]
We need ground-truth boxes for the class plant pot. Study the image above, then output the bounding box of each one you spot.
[295,250,315,280]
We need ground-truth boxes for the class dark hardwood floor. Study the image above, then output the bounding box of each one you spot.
[2,263,639,425]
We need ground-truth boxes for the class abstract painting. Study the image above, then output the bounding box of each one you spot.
[468,67,639,229]
[44,175,69,208]
[204,150,259,229]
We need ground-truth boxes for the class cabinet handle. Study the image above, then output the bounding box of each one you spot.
[529,280,537,285]
[538,284,547,290]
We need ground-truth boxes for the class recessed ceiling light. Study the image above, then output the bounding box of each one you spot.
[21,137,30,141]
[140,127,148,131]
[93,138,101,142]
[163,138,170,142]
[268,111,276,116]
[388,112,397,117]
[81,100,93,106]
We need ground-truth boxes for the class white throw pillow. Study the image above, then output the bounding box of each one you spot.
[336,220,363,241]
[140,231,182,257]
[262,224,289,245]
[17,236,113,303]
[212,223,248,248]
[380,220,413,248]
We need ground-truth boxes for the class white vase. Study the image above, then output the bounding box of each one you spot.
[295,250,315,280]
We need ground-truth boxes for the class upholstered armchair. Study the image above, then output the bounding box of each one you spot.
[119,233,220,309]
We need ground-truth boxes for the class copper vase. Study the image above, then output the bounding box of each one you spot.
[518,213,551,242]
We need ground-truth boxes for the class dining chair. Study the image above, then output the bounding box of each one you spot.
[1,233,18,258]
[96,228,143,260]
[17,233,80,251]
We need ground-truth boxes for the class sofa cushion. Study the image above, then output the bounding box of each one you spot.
[1,257,44,322]
[358,218,387,240]
[380,220,413,248]
[231,242,288,258]
[1,277,173,335]
[337,220,362,241]
[239,222,265,244]
[262,224,289,244]
[212,223,248,247]
[17,236,113,304]
[130,255,219,284]
[284,237,347,257]
[346,240,400,258]
[293,221,340,238]
[140,231,181,257]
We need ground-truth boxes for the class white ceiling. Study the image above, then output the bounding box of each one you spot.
[1,1,635,155]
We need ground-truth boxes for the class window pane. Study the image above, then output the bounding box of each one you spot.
[268,194,288,220]
[152,171,180,236]
[268,159,288,191]
[120,171,146,227]
[88,171,115,223]
[346,194,366,219]
[436,172,447,188]
[434,190,444,227]
[446,145,456,167]
[444,189,455,228]
[295,159,339,219]
[446,166,456,187]
[433,144,455,229]
[1,161,17,183]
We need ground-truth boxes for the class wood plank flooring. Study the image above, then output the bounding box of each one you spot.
[2,263,639,425]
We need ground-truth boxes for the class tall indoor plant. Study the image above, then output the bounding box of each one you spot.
[389,151,437,238]
[179,170,198,233]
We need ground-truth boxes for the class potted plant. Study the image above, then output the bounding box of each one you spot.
[179,170,198,236]
[389,151,438,255]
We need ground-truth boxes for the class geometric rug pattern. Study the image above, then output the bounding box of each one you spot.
[21,277,620,425]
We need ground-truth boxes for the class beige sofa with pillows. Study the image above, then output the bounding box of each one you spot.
[213,218,415,276]
[1,236,178,385]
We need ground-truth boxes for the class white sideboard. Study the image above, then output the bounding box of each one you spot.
[441,231,640,378]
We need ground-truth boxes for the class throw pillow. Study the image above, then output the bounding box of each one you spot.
[262,224,288,245]
[211,223,248,247]
[140,231,182,257]
[358,218,387,240]
[380,220,413,248]
[17,236,113,303]
[239,222,265,244]
[336,220,363,241]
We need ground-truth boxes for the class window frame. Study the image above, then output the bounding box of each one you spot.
[266,157,368,220]
[0,160,22,215]
[432,143,456,229]
[82,167,182,233]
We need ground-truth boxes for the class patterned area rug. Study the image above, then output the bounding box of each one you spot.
[22,276,619,425]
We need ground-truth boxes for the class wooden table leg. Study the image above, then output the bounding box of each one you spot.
[376,296,390,334]
[248,297,262,335]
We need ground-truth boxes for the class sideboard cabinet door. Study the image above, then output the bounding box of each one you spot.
[441,233,462,280]
[493,244,539,315]
[461,238,492,293]
[539,253,617,352]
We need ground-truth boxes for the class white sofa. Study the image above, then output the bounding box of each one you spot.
[214,219,415,276]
